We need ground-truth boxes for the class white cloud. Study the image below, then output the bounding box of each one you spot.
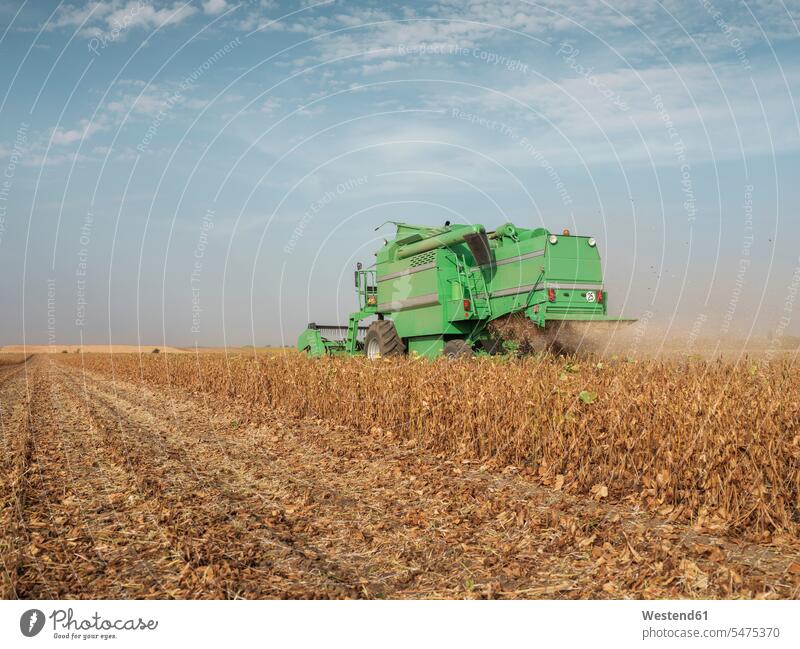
[108,89,168,117]
[51,119,109,146]
[202,0,228,16]
[250,0,800,77]
[183,97,210,110]
[51,1,198,39]
[452,60,800,164]
[22,152,88,167]
[50,2,115,29]
[260,97,281,114]
[51,128,84,146]
[360,60,410,75]
[116,78,147,88]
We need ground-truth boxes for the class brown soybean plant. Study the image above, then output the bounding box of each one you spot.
[58,352,800,539]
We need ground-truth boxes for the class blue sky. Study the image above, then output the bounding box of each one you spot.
[0,0,798,347]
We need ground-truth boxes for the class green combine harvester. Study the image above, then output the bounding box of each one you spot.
[297,221,625,358]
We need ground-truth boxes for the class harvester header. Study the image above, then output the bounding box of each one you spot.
[298,221,624,358]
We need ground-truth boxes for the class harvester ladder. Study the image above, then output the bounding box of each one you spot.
[466,267,492,319]
[344,311,370,353]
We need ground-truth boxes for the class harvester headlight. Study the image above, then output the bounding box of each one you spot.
[588,237,596,247]
[548,234,558,245]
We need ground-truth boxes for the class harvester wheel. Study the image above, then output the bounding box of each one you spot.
[365,320,405,359]
[443,339,474,359]
[477,337,504,355]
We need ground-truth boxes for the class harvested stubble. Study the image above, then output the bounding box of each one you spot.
[59,353,800,540]
[0,367,32,598]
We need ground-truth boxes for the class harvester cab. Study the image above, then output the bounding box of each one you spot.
[297,221,626,358]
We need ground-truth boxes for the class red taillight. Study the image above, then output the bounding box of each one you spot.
[463,299,471,311]
[597,290,603,303]
[547,288,556,302]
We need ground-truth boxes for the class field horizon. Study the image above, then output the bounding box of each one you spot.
[3,330,799,360]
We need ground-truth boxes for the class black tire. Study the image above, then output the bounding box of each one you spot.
[477,337,504,355]
[443,339,474,359]
[364,320,405,359]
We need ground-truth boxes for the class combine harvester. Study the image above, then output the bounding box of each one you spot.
[297,221,629,358]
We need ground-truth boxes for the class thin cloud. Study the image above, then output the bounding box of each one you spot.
[50,1,199,39]
[202,0,228,16]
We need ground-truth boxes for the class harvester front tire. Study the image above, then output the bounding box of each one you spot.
[443,339,474,359]
[365,321,405,359]
[477,337,504,355]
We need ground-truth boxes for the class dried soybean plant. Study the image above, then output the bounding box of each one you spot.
[58,352,800,540]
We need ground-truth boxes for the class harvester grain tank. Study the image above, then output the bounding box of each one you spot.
[297,221,625,358]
